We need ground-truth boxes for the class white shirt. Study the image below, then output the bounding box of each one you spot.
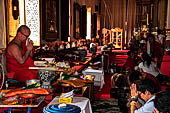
[147,41,151,56]
[138,61,160,77]
[90,43,96,48]
[135,96,155,113]
[101,46,107,52]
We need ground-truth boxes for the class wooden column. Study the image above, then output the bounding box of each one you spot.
[166,0,170,47]
[61,0,69,41]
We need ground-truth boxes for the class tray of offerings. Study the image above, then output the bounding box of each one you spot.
[29,66,75,89]
[0,95,45,107]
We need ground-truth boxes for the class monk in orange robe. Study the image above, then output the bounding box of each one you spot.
[6,25,38,82]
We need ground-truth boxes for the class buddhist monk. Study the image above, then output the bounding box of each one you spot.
[6,25,38,82]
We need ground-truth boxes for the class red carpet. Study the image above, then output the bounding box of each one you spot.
[161,55,170,77]
[95,51,128,99]
[95,74,112,99]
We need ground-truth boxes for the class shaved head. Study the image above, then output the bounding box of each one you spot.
[17,25,30,34]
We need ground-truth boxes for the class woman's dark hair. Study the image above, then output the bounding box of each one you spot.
[127,50,132,56]
[129,70,142,83]
[136,79,157,94]
[115,74,129,88]
[147,33,155,40]
[141,52,154,67]
[157,29,163,35]
[154,87,170,113]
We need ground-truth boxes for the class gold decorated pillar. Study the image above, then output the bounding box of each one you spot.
[166,0,170,47]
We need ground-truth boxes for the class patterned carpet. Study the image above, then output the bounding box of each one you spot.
[92,99,122,113]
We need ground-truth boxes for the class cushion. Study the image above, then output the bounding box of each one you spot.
[43,104,81,113]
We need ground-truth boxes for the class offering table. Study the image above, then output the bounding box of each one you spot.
[0,96,45,113]
[29,66,75,89]
[29,67,57,89]
[82,68,104,90]
[47,96,92,113]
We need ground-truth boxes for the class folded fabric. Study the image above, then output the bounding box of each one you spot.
[5,88,50,97]
[83,68,103,73]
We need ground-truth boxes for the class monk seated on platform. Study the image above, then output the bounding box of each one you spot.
[5,25,38,83]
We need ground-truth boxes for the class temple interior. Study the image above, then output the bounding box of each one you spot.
[0,0,170,113]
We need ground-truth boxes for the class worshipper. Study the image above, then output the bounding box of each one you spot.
[127,71,160,112]
[144,34,162,69]
[6,25,39,82]
[129,70,161,92]
[89,43,97,56]
[156,29,166,69]
[128,36,140,51]
[97,29,104,46]
[110,73,129,113]
[138,52,169,83]
[156,29,166,48]
[130,79,157,113]
[122,50,141,73]
[153,87,170,113]
[165,45,170,55]
[104,31,110,45]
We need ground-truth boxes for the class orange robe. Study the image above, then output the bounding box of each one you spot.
[6,42,38,82]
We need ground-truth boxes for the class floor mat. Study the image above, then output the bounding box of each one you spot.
[92,99,122,113]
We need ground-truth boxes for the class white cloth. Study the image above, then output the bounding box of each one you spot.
[83,68,105,89]
[48,96,92,113]
[138,61,160,77]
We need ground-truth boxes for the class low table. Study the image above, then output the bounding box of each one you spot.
[55,77,95,102]
[0,96,45,113]
[82,68,105,89]
[47,96,92,113]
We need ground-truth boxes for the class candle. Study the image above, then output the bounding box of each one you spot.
[68,37,70,42]
[125,31,127,45]
[147,14,149,25]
